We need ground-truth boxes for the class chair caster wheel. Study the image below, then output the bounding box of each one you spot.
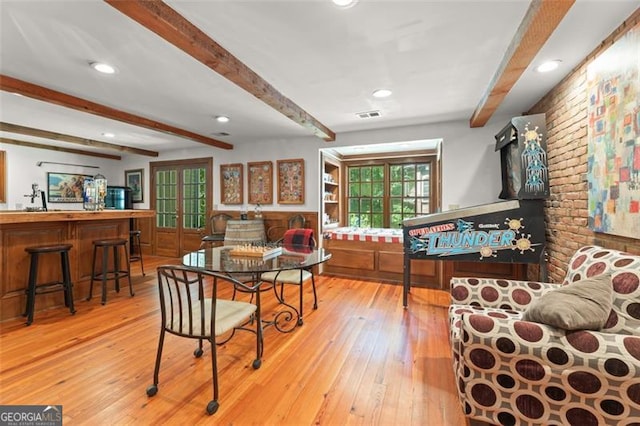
[194,348,203,358]
[206,400,219,415]
[252,359,262,369]
[146,384,158,397]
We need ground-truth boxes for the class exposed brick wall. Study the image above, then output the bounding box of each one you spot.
[527,8,640,283]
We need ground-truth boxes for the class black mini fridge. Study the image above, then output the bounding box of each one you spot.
[105,186,133,210]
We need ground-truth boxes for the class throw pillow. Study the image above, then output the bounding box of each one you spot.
[522,274,613,330]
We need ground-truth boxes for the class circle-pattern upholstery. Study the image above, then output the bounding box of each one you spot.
[449,246,640,425]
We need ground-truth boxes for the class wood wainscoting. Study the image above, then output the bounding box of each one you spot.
[323,237,528,290]
[204,210,318,244]
[323,237,441,288]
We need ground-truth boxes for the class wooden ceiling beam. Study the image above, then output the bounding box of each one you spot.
[0,121,158,157]
[105,0,336,142]
[469,0,575,128]
[0,137,122,160]
[0,75,233,150]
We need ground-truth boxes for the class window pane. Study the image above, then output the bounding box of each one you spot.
[349,168,360,181]
[372,198,383,212]
[390,213,403,228]
[349,183,360,197]
[361,166,371,182]
[361,183,371,197]
[417,199,430,215]
[403,198,416,213]
[349,198,360,212]
[420,181,430,197]
[390,199,402,219]
[372,182,384,197]
[403,165,415,180]
[404,181,415,196]
[360,199,371,212]
[390,182,402,196]
[372,166,384,181]
[349,214,361,227]
[390,165,402,181]
[417,164,430,178]
[372,214,384,228]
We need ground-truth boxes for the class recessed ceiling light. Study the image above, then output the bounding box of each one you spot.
[372,89,392,98]
[90,61,117,74]
[215,115,230,123]
[102,132,115,138]
[332,0,358,8]
[536,60,561,73]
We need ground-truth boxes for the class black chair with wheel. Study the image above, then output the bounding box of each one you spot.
[260,228,317,326]
[147,265,263,415]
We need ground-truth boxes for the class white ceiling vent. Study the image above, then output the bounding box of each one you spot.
[356,110,382,119]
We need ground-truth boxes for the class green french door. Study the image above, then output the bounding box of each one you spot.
[151,158,212,257]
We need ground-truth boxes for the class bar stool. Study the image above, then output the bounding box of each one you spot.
[88,238,133,305]
[24,244,75,326]
[129,230,145,276]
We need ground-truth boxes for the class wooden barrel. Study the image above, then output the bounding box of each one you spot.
[224,219,266,246]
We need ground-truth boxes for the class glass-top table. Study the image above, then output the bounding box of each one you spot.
[182,245,331,332]
[182,245,331,274]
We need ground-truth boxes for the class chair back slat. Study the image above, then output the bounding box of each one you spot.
[156,265,257,338]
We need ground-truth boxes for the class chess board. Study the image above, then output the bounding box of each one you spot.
[228,245,282,259]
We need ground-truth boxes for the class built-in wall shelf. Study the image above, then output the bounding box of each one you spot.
[322,155,341,231]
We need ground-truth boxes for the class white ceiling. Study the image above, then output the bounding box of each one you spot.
[0,0,637,157]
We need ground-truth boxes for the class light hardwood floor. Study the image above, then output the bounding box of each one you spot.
[0,256,470,425]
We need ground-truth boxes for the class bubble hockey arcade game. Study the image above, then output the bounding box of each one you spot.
[402,113,549,307]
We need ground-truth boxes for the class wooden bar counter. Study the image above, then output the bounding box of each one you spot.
[0,209,155,322]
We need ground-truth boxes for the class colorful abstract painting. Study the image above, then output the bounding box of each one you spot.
[587,22,640,239]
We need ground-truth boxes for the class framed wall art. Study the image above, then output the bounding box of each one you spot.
[125,169,144,203]
[586,21,640,239]
[277,158,304,204]
[47,172,91,203]
[220,163,243,204]
[247,161,273,205]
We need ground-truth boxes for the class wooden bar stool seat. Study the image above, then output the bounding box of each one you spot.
[88,238,133,305]
[24,243,75,326]
[129,230,145,276]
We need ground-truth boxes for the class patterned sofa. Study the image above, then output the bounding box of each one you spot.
[448,245,640,425]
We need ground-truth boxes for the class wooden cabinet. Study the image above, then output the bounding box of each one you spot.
[323,237,441,288]
[322,155,341,231]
